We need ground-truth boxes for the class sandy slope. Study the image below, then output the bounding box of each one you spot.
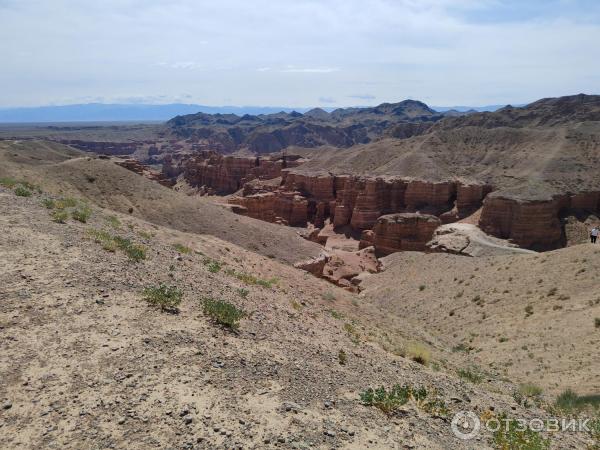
[0,140,321,265]
[360,247,600,396]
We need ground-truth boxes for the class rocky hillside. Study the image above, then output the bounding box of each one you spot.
[165,100,443,154]
[1,149,597,449]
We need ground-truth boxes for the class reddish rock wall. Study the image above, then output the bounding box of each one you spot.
[165,151,302,194]
[366,213,441,255]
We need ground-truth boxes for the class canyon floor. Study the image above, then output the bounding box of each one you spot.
[1,141,600,449]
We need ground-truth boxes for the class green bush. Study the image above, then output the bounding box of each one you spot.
[555,389,600,412]
[51,209,69,223]
[458,367,484,384]
[202,298,246,330]
[14,185,32,197]
[359,385,411,414]
[0,177,18,188]
[71,205,92,223]
[142,284,182,311]
[203,258,221,273]
[55,197,78,209]
[173,243,192,254]
[87,229,146,261]
[492,414,550,450]
[41,198,56,209]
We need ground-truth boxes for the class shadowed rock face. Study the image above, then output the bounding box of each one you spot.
[163,151,304,194]
[363,213,442,255]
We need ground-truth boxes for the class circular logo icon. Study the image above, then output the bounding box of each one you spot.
[451,411,481,440]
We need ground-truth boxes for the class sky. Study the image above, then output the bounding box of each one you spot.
[1,0,599,108]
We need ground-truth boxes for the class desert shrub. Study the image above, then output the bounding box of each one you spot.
[14,185,32,197]
[87,229,146,261]
[329,309,343,320]
[525,305,534,317]
[407,343,431,366]
[203,258,221,273]
[237,288,249,298]
[71,205,92,223]
[137,230,153,240]
[142,283,182,311]
[55,197,78,209]
[0,177,18,188]
[227,270,277,288]
[343,322,360,344]
[290,300,302,311]
[173,243,191,254]
[41,198,55,209]
[338,349,347,365]
[359,385,411,415]
[321,291,336,302]
[51,209,69,223]
[105,215,121,228]
[452,343,470,353]
[202,298,246,330]
[458,367,484,384]
[595,318,600,329]
[419,284,426,291]
[492,414,550,450]
[519,383,543,399]
[555,389,600,412]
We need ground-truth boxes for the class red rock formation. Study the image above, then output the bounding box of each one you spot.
[165,151,303,194]
[228,191,308,226]
[479,193,566,250]
[367,213,441,255]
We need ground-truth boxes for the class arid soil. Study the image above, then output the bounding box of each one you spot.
[360,247,600,396]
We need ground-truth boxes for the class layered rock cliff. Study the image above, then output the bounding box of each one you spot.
[162,151,303,194]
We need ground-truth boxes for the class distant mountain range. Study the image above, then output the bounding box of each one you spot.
[0,102,511,123]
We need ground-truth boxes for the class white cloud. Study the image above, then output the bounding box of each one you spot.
[0,0,598,107]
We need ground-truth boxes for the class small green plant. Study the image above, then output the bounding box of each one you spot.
[87,229,146,261]
[71,205,92,223]
[137,230,153,240]
[492,414,550,450]
[344,322,360,344]
[338,349,347,365]
[203,258,221,273]
[237,288,249,298]
[457,367,484,384]
[0,177,18,188]
[173,243,192,254]
[41,198,56,209]
[202,298,246,330]
[55,197,78,209]
[142,284,182,311]
[359,385,412,415]
[14,185,32,197]
[51,209,69,223]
